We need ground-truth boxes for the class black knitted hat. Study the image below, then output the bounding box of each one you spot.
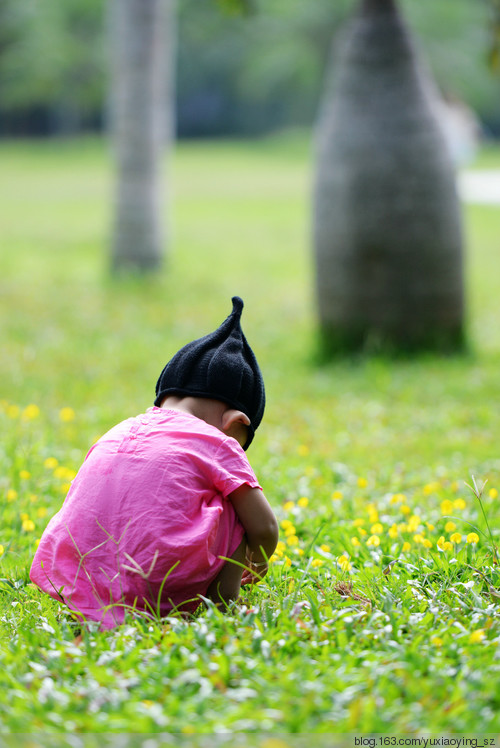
[154,296,265,449]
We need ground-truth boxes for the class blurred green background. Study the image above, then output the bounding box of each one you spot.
[2,134,500,481]
[1,0,500,458]
[0,0,498,139]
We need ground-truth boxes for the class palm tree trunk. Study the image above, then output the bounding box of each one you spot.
[313,0,464,352]
[109,0,175,273]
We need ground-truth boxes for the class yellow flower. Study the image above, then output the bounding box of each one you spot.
[331,490,343,501]
[371,523,384,535]
[488,488,498,499]
[426,522,435,531]
[6,489,17,503]
[22,404,40,421]
[297,444,310,457]
[337,555,352,572]
[401,505,411,515]
[453,498,466,510]
[388,524,398,539]
[59,407,76,422]
[366,535,380,547]
[466,532,479,544]
[353,518,365,527]
[390,493,406,504]
[283,501,295,512]
[35,538,41,548]
[437,536,453,552]
[286,535,299,546]
[284,557,292,568]
[276,541,286,553]
[54,466,77,482]
[281,519,293,530]
[284,525,296,537]
[413,534,425,544]
[422,539,432,549]
[440,499,453,515]
[423,482,440,495]
[0,545,4,556]
[445,521,456,533]
[44,457,59,470]
[19,470,31,481]
[431,636,443,647]
[36,507,48,518]
[357,477,368,488]
[61,482,72,493]
[358,528,367,537]
[351,537,361,547]
[295,547,304,556]
[311,559,324,568]
[6,404,20,419]
[22,519,35,532]
[398,522,408,533]
[469,629,485,644]
[450,532,462,544]
[320,544,331,553]
[401,542,411,552]
[407,515,421,532]
[297,496,309,508]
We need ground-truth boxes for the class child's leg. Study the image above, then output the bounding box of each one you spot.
[206,537,246,609]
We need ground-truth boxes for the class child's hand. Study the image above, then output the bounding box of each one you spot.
[241,556,268,586]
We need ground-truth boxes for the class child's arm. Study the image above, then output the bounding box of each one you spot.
[228,485,279,585]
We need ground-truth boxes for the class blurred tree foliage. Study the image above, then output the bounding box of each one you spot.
[177,0,499,136]
[0,0,498,137]
[0,0,106,134]
[177,0,351,135]
[488,0,500,71]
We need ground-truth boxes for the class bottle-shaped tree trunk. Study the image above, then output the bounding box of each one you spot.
[109,0,175,273]
[313,0,464,352]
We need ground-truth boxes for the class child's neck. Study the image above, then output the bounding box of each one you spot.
[160,395,225,429]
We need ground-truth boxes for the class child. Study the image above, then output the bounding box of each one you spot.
[30,297,279,628]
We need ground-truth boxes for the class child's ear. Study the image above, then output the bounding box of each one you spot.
[221,409,251,432]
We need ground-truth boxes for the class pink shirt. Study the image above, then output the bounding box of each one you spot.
[30,407,261,628]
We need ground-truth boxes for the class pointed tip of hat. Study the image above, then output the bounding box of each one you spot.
[231,296,244,317]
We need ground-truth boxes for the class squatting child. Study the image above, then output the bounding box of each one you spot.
[30,296,279,628]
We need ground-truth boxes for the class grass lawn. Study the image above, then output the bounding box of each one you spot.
[0,133,500,737]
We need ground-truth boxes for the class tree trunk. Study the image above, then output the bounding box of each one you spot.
[109,0,175,273]
[313,0,464,352]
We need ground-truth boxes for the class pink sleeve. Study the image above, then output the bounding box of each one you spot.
[211,437,262,498]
